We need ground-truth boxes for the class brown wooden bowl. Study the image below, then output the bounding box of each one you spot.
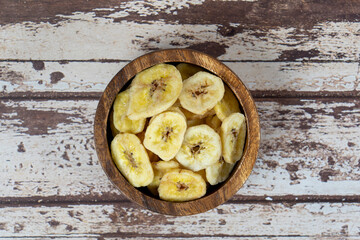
[94,49,260,216]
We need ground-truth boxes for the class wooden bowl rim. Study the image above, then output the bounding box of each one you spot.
[94,48,260,216]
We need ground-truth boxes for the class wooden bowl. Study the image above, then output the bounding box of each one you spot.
[94,49,260,216]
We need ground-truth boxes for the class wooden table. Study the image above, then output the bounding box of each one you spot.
[1,0,359,238]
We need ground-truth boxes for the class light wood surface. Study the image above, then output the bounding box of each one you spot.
[1,0,359,237]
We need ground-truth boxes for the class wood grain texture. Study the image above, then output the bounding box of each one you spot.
[1,61,359,96]
[1,98,359,202]
[2,0,360,27]
[5,238,360,240]
[0,202,359,238]
[0,99,119,200]
[0,11,359,61]
[0,61,126,94]
[1,0,360,236]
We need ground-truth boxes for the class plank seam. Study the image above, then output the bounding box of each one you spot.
[99,233,306,238]
[0,234,314,238]
[4,236,360,239]
[1,195,360,207]
[0,59,359,63]
[1,91,360,100]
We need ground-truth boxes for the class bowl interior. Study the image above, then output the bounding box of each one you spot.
[106,62,245,198]
[94,49,260,216]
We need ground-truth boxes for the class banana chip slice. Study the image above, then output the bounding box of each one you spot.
[181,106,215,120]
[176,124,221,171]
[109,62,247,200]
[187,118,205,128]
[195,169,207,182]
[179,71,224,115]
[181,106,213,127]
[167,106,186,119]
[221,112,246,164]
[176,63,203,80]
[147,160,180,195]
[136,127,159,162]
[144,111,187,161]
[127,64,182,120]
[206,157,235,185]
[158,169,206,202]
[205,114,222,131]
[214,84,241,121]
[112,89,146,134]
[111,133,154,187]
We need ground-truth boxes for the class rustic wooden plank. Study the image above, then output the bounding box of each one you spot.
[0,237,292,240]
[6,238,360,240]
[1,238,257,240]
[246,98,360,197]
[1,61,359,95]
[93,238,360,240]
[8,235,99,240]
[0,202,359,237]
[0,8,359,61]
[0,98,359,201]
[6,237,360,240]
[2,0,360,28]
[0,99,121,200]
[0,61,123,94]
[7,238,360,240]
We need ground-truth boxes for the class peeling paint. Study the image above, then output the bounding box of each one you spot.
[32,61,45,71]
[48,219,60,227]
[0,100,90,135]
[187,42,228,58]
[17,142,26,152]
[50,72,65,84]
[319,169,339,182]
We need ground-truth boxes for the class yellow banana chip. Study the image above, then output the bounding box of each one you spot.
[176,63,203,80]
[147,160,180,195]
[179,71,224,115]
[158,169,206,201]
[144,111,187,161]
[111,133,153,187]
[176,124,222,171]
[221,112,246,164]
[206,157,235,185]
[112,89,146,134]
[214,84,240,121]
[128,64,182,120]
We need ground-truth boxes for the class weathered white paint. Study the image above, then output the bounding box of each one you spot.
[0,14,359,61]
[224,61,360,92]
[0,99,359,199]
[248,99,360,196]
[0,61,126,93]
[0,0,359,238]
[9,239,275,240]
[0,99,118,198]
[0,202,358,237]
[7,238,360,240]
[1,61,359,93]
[106,0,205,17]
[0,237,277,240]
